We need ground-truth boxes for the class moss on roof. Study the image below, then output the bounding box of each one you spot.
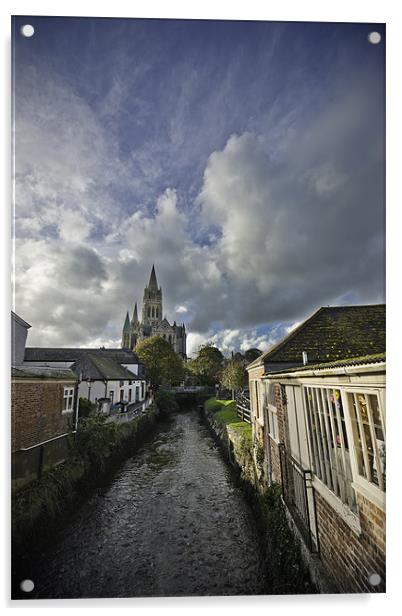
[258,304,385,366]
[268,352,386,375]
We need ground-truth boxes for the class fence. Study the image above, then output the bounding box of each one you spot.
[236,392,251,424]
[279,443,319,553]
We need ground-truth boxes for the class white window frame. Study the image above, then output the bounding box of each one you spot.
[62,386,74,414]
[342,387,386,509]
[249,379,260,420]
[303,385,357,512]
[264,381,279,443]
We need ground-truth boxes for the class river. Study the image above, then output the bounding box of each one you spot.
[13,410,268,599]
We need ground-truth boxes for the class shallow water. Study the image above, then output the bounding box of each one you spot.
[13,411,267,599]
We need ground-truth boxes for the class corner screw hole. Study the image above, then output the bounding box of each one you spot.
[20,579,34,593]
[368,573,381,586]
[21,24,35,38]
[368,31,381,45]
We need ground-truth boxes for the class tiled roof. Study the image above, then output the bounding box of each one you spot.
[267,352,386,375]
[25,347,141,364]
[248,304,385,369]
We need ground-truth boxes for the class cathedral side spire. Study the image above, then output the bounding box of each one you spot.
[123,311,130,331]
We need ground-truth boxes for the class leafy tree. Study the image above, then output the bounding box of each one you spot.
[220,359,248,399]
[135,336,184,390]
[244,348,262,364]
[187,344,224,386]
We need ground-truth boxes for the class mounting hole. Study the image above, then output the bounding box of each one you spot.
[368,573,381,586]
[368,31,381,45]
[20,578,34,592]
[21,24,35,38]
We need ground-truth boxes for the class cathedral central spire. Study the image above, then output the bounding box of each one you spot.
[132,302,139,325]
[148,264,158,291]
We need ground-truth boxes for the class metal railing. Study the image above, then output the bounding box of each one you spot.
[279,444,319,553]
[236,392,251,424]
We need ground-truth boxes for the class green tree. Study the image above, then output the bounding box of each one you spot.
[244,348,262,364]
[135,336,184,390]
[187,344,224,386]
[220,359,248,399]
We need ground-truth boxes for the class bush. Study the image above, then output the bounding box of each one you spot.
[155,389,179,414]
[78,397,96,418]
[75,413,118,470]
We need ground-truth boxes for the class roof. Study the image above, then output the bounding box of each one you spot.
[25,347,141,364]
[11,311,31,329]
[265,352,386,376]
[247,304,385,370]
[75,354,136,381]
[12,366,77,380]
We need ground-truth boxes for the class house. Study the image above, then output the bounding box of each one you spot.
[246,305,386,593]
[11,312,78,486]
[24,347,148,414]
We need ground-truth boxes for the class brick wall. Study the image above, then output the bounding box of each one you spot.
[11,380,76,451]
[315,491,385,592]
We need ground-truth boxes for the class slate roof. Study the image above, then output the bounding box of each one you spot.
[25,347,141,364]
[73,354,136,381]
[266,352,386,375]
[248,304,385,369]
[12,366,77,380]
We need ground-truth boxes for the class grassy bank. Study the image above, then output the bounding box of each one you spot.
[203,398,316,595]
[12,405,159,548]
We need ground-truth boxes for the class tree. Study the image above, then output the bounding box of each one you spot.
[135,336,184,390]
[244,348,262,364]
[220,359,247,399]
[187,344,224,386]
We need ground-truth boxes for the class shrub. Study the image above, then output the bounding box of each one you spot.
[78,397,96,419]
[155,389,179,414]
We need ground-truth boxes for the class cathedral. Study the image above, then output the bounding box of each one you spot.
[121,265,187,359]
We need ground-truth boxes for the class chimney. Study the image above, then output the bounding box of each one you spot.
[302,351,308,366]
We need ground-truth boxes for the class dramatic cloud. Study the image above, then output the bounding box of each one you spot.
[12,18,385,353]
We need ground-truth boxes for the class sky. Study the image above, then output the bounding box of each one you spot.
[12,16,385,357]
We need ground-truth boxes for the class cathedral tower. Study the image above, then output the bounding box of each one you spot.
[121,265,187,359]
[142,265,163,326]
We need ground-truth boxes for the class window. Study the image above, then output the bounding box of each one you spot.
[348,392,385,491]
[128,389,132,402]
[63,387,74,413]
[264,382,279,441]
[136,386,140,401]
[304,386,356,511]
[110,390,114,404]
[141,382,145,399]
[120,389,124,402]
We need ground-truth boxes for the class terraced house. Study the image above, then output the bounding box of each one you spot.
[246,304,386,593]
